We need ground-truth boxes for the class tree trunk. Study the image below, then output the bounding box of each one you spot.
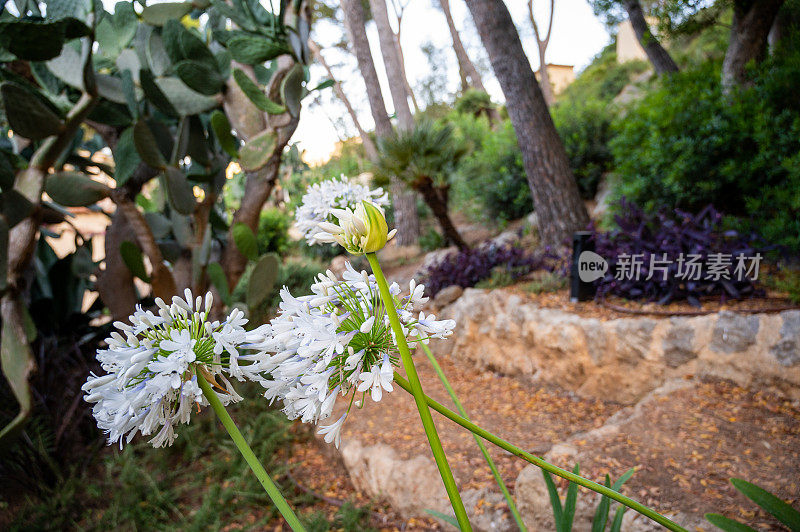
[310,41,379,161]
[623,0,679,75]
[528,0,556,106]
[341,0,393,139]
[220,56,300,289]
[722,0,784,91]
[438,0,488,93]
[367,0,415,131]
[344,0,419,246]
[463,0,589,248]
[419,182,468,250]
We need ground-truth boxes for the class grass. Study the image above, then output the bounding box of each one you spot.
[762,267,800,304]
[523,272,569,294]
[5,384,375,531]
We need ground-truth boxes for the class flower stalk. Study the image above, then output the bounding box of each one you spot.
[366,252,472,530]
[196,369,306,532]
[393,372,688,532]
[420,343,527,531]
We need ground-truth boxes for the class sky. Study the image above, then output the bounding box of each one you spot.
[93,0,612,165]
[297,0,612,164]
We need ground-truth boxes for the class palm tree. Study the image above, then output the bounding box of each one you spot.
[373,123,468,250]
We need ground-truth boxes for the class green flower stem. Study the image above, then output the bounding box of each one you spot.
[196,370,306,532]
[366,252,472,531]
[393,373,688,532]
[420,343,527,531]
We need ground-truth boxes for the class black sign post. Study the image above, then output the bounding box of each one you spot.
[570,231,597,302]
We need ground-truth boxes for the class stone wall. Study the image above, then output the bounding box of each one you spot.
[430,289,800,404]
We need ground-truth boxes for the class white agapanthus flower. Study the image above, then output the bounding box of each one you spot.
[253,263,455,447]
[82,289,271,448]
[294,175,389,246]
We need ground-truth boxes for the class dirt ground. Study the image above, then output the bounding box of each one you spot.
[286,351,800,531]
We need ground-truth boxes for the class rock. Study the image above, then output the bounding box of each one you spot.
[329,255,348,277]
[710,311,760,353]
[662,319,697,368]
[340,439,450,518]
[591,174,616,220]
[433,285,464,309]
[770,310,800,367]
[614,318,656,363]
[433,288,800,403]
[417,246,458,277]
[460,488,515,531]
[377,243,421,263]
[515,464,556,531]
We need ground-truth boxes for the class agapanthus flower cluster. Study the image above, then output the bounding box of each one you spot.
[295,175,389,245]
[253,263,455,447]
[82,290,271,448]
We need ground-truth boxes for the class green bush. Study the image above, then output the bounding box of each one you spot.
[419,227,446,251]
[552,100,615,199]
[257,208,293,256]
[452,117,532,223]
[609,48,800,252]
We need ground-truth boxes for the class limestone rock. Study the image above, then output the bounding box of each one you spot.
[710,311,760,353]
[771,310,800,366]
[433,285,464,309]
[662,319,697,368]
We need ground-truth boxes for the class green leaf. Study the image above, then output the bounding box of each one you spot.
[95,1,137,59]
[164,167,196,215]
[141,1,194,26]
[87,100,133,127]
[154,77,219,116]
[120,240,150,281]
[563,464,580,532]
[239,129,275,172]
[247,252,279,308]
[705,513,757,532]
[112,127,140,186]
[133,120,167,169]
[206,262,231,306]
[174,60,225,96]
[0,151,15,191]
[210,110,239,157]
[1,189,35,228]
[424,509,461,530]
[163,20,218,70]
[0,82,63,140]
[542,470,564,531]
[210,0,258,32]
[0,18,87,62]
[144,212,172,239]
[232,222,258,261]
[232,68,286,114]
[280,63,304,117]
[227,35,288,64]
[146,31,172,76]
[186,115,212,165]
[46,44,85,89]
[592,475,612,532]
[139,68,180,117]
[730,478,800,530]
[309,78,334,92]
[45,171,111,207]
[610,506,627,532]
[0,298,36,448]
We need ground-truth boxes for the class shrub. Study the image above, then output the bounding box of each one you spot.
[452,118,532,222]
[419,227,446,252]
[257,208,293,256]
[591,201,765,305]
[609,48,800,252]
[552,100,616,199]
[421,242,557,297]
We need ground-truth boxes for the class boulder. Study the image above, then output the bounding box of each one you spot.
[433,285,464,309]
